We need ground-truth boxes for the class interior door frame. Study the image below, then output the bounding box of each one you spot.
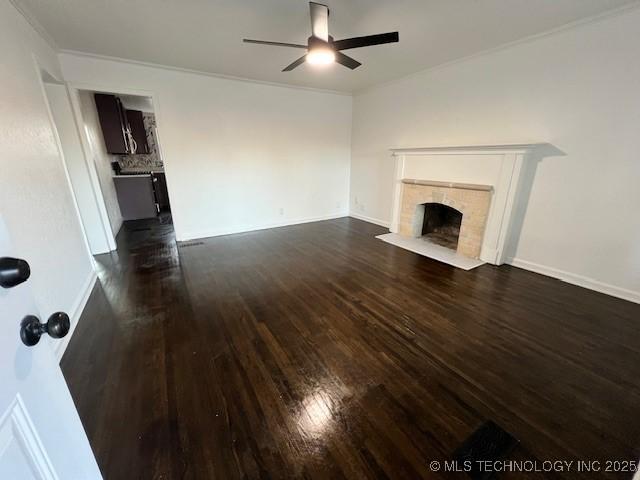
[66,80,176,239]
[33,58,106,257]
[35,59,117,254]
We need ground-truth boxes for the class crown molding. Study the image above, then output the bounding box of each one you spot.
[356,1,640,95]
[12,0,640,96]
[9,0,58,51]
[59,49,352,97]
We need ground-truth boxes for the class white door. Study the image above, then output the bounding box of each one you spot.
[0,216,101,479]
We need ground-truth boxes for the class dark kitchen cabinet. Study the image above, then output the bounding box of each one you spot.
[126,110,150,154]
[152,172,170,212]
[94,93,131,154]
[114,176,157,220]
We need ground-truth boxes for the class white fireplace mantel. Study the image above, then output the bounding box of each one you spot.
[389,144,552,265]
[389,144,547,156]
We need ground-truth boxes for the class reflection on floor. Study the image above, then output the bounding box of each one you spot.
[61,217,640,479]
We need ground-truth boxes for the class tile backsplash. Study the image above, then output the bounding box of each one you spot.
[118,112,164,172]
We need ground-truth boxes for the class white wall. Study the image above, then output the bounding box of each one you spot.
[76,90,123,237]
[44,83,113,254]
[0,1,95,335]
[59,54,353,241]
[350,8,640,302]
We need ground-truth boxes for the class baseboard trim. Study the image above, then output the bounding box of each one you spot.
[177,212,349,242]
[508,257,640,305]
[55,269,97,362]
[348,213,391,228]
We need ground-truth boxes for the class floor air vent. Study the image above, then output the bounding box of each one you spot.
[179,241,205,248]
[452,421,519,480]
[131,228,152,232]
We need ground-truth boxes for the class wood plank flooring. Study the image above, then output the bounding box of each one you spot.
[61,217,640,479]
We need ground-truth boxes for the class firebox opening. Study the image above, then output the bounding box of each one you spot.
[421,203,463,250]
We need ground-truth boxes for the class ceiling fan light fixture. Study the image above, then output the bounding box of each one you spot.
[306,48,335,66]
[244,2,398,72]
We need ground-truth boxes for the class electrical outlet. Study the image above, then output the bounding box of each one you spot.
[279,208,284,215]
[336,201,341,209]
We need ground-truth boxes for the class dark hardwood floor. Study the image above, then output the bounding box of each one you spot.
[61,217,640,479]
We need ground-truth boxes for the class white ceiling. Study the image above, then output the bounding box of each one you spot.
[19,0,639,93]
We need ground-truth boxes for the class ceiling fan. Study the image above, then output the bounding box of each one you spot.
[243,2,399,72]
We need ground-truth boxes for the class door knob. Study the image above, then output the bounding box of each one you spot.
[0,257,31,288]
[20,312,70,347]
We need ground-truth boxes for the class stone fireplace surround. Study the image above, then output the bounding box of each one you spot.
[399,179,492,259]
[389,144,546,265]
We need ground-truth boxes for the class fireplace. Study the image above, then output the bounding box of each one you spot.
[420,203,463,250]
[387,144,552,265]
[398,179,492,259]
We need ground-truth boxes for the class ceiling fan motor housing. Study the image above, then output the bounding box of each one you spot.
[308,35,334,50]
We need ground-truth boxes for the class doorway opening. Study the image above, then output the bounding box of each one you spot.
[44,83,174,255]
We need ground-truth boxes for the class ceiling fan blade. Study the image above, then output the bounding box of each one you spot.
[243,39,308,49]
[309,2,329,41]
[332,32,399,51]
[282,55,307,72]
[335,51,361,70]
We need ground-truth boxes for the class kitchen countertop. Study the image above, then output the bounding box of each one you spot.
[112,174,152,178]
